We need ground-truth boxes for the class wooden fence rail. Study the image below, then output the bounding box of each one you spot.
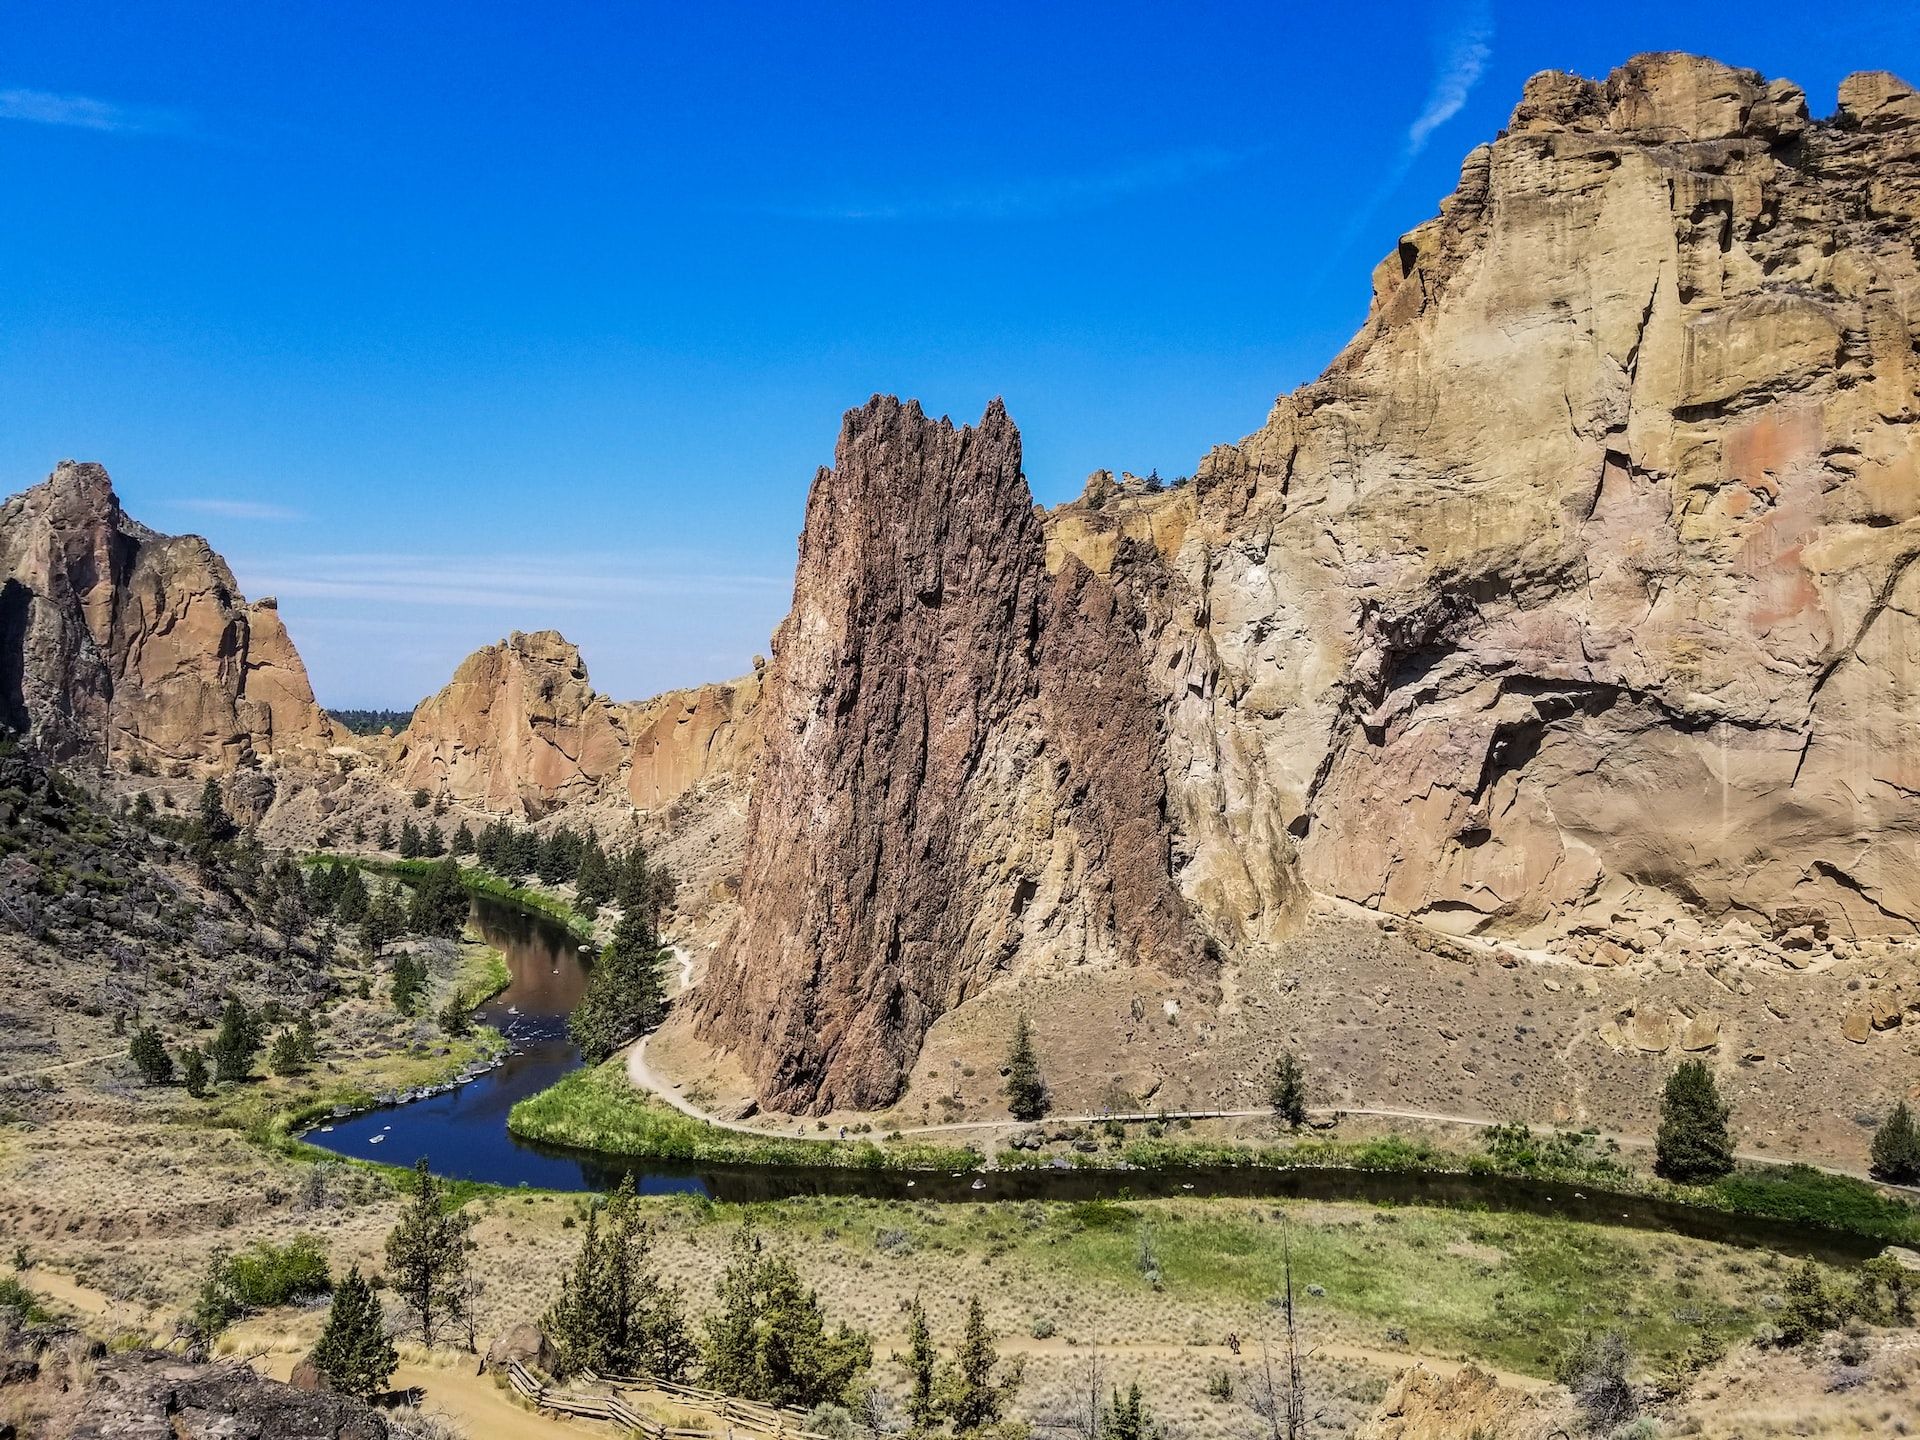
[507,1360,827,1440]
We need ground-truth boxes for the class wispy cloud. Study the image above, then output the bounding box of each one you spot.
[775,145,1260,223]
[1313,0,1495,285]
[174,498,306,523]
[237,552,788,613]
[1406,4,1494,155]
[0,87,186,136]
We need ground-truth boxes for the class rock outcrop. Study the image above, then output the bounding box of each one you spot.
[0,461,334,771]
[47,1351,388,1439]
[395,629,628,814]
[395,629,762,816]
[694,397,1206,1112]
[622,672,762,811]
[1356,1364,1558,1440]
[1057,53,1920,945]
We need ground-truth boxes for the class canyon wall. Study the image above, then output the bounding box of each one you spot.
[694,53,1920,1112]
[0,461,334,771]
[692,397,1207,1112]
[396,628,761,817]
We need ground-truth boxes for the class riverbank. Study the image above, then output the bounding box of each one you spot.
[507,1060,984,1171]
[305,852,601,942]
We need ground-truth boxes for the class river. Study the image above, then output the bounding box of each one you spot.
[300,895,1884,1263]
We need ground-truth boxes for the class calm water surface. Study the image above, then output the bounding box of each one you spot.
[300,896,1884,1263]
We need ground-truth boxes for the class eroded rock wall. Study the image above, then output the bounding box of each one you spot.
[0,461,334,771]
[694,397,1206,1112]
[1055,54,1920,945]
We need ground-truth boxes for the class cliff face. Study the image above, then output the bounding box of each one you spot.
[1054,54,1920,946]
[397,629,761,817]
[395,630,628,814]
[693,397,1206,1112]
[0,461,334,771]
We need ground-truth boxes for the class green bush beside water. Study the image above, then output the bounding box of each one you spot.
[508,1062,983,1172]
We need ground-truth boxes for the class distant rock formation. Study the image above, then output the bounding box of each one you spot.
[396,628,761,817]
[0,461,333,771]
[395,629,628,813]
[693,396,1207,1113]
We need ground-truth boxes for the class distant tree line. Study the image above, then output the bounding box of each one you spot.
[326,707,415,735]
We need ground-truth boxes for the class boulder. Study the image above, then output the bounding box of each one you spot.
[484,1322,553,1376]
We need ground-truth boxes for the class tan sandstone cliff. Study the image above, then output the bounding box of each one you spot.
[1050,53,1920,948]
[688,53,1920,1114]
[0,461,334,772]
[395,628,761,818]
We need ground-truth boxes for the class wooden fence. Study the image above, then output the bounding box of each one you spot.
[505,1361,827,1440]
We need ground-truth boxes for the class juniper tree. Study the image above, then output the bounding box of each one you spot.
[311,1265,396,1399]
[1004,1015,1048,1122]
[941,1294,1022,1434]
[1267,1052,1308,1129]
[383,1159,472,1347]
[1870,1101,1920,1184]
[268,1028,307,1076]
[211,998,262,1083]
[1654,1059,1734,1183]
[129,1024,173,1085]
[1102,1382,1160,1440]
[700,1223,869,1406]
[181,1045,210,1097]
[901,1296,938,1431]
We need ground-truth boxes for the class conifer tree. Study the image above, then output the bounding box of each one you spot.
[269,1028,307,1076]
[1268,1052,1308,1129]
[376,819,394,851]
[422,820,446,858]
[757,1251,872,1408]
[941,1295,1022,1434]
[702,1224,765,1396]
[570,912,669,1061]
[545,1177,694,1381]
[398,819,423,859]
[211,998,262,1083]
[1004,1014,1048,1122]
[196,776,235,845]
[1654,1059,1735,1183]
[130,1024,174,1085]
[181,1045,210,1097]
[575,834,613,913]
[383,1159,473,1347]
[311,1266,396,1399]
[901,1295,938,1430]
[1102,1381,1159,1440]
[451,820,475,856]
[1871,1101,1920,1184]
[335,867,370,925]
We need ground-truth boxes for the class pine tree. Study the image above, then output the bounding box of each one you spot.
[757,1252,871,1408]
[407,857,468,937]
[1268,1052,1308,1129]
[294,1014,319,1064]
[1654,1059,1735,1183]
[702,1224,766,1397]
[1871,1101,1920,1184]
[545,1177,695,1381]
[391,954,427,1015]
[195,776,235,845]
[398,819,423,859]
[181,1045,210,1097]
[335,867,370,925]
[1004,1015,1048,1122]
[575,835,613,913]
[269,1028,307,1076]
[901,1296,938,1430]
[129,1024,173,1085]
[1102,1382,1159,1440]
[451,821,475,856]
[311,1265,396,1399]
[383,1159,473,1347]
[940,1295,1022,1434]
[570,912,669,1061]
[376,819,394,851]
[422,821,446,858]
[211,998,262,1083]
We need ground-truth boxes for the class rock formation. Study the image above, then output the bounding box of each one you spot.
[395,629,628,813]
[694,397,1206,1112]
[0,461,333,771]
[395,629,762,816]
[1356,1364,1559,1440]
[1056,53,1920,945]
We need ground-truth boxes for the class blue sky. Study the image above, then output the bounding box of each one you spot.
[3,3,1912,707]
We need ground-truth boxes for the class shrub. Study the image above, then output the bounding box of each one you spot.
[1870,1101,1920,1184]
[1655,1060,1734,1184]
